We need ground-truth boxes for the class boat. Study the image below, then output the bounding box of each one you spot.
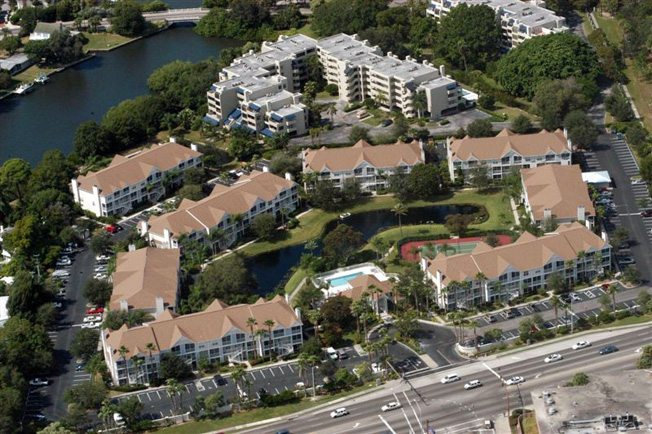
[34,73,50,84]
[339,212,351,220]
[13,82,35,95]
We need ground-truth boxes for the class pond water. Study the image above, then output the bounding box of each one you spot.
[247,204,480,295]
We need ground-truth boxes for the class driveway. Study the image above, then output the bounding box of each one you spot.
[415,321,467,367]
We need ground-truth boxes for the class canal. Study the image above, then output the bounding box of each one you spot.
[0,25,240,165]
[247,204,480,295]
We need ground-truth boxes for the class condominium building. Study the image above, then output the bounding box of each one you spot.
[317,33,462,119]
[141,170,299,249]
[446,129,572,182]
[521,165,595,228]
[421,222,611,310]
[426,0,568,50]
[205,34,316,137]
[71,142,202,217]
[102,295,303,385]
[110,248,181,318]
[301,139,425,191]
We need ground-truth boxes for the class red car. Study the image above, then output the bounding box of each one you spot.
[86,307,104,314]
[105,225,118,234]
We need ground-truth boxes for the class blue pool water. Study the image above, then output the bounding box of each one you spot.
[328,272,364,288]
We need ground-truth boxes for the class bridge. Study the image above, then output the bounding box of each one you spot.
[143,7,210,23]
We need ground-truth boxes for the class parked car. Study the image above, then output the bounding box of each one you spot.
[381,402,402,412]
[337,349,348,359]
[113,412,125,426]
[441,374,461,384]
[330,408,349,418]
[25,413,46,421]
[81,322,101,329]
[213,374,227,386]
[52,302,63,309]
[618,257,635,265]
[87,307,104,314]
[96,255,110,262]
[56,258,72,267]
[599,345,618,355]
[105,224,119,234]
[464,380,482,390]
[381,119,393,127]
[641,210,652,217]
[504,376,525,385]
[570,293,582,302]
[29,378,50,387]
[83,315,101,323]
[486,314,497,323]
[544,354,563,363]
[75,364,86,372]
[572,341,591,350]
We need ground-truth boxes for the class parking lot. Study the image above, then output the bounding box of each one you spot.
[474,284,643,341]
[112,345,408,420]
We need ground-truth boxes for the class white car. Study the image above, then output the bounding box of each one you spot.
[544,354,563,363]
[371,363,383,374]
[29,378,50,387]
[572,341,591,350]
[52,302,63,309]
[381,402,401,412]
[83,315,101,323]
[113,412,125,426]
[504,376,525,385]
[81,322,101,329]
[56,258,72,267]
[96,255,110,262]
[464,380,482,390]
[295,382,305,389]
[441,374,461,384]
[330,407,349,418]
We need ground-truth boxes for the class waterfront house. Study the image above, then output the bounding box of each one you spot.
[30,22,64,41]
[0,54,35,76]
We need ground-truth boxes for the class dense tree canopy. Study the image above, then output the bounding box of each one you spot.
[0,317,53,378]
[434,4,501,71]
[533,78,590,131]
[495,33,600,99]
[102,95,165,151]
[70,329,100,362]
[312,0,387,37]
[195,0,273,40]
[405,163,449,200]
[322,224,365,264]
[563,110,597,150]
[111,0,146,37]
[7,271,50,320]
[188,254,258,310]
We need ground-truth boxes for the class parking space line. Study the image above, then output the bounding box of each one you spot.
[250,371,256,380]
[137,394,142,402]
[288,365,294,373]
[212,379,218,388]
[185,385,190,393]
[275,388,280,394]
[157,390,162,399]
[278,365,284,375]
[269,368,275,377]
[259,370,265,379]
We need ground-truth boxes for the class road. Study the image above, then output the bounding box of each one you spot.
[252,326,650,434]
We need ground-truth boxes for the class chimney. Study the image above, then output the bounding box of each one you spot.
[190,143,198,152]
[120,300,129,312]
[128,243,136,252]
[294,307,301,320]
[543,208,552,220]
[285,172,294,181]
[436,269,443,287]
[387,51,393,58]
[155,297,165,317]
[139,220,148,236]
[170,136,177,143]
[440,65,446,77]
[577,205,585,221]
[262,166,270,173]
[601,230,608,242]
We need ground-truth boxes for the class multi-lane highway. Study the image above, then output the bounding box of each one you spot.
[250,326,650,434]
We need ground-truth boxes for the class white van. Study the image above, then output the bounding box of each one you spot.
[52,269,71,279]
[326,347,338,360]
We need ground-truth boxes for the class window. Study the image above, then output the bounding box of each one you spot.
[171,345,180,354]
[221,335,231,345]
[544,263,552,271]
[184,343,195,353]
[273,329,284,338]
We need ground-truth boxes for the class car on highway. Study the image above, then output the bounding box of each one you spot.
[87,307,104,314]
[381,402,402,412]
[544,354,563,363]
[464,380,482,390]
[441,374,461,384]
[599,345,618,355]
[330,408,349,418]
[572,341,591,350]
[504,376,525,385]
[29,378,50,387]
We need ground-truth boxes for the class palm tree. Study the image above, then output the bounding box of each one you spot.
[209,228,226,254]
[392,202,408,236]
[457,39,468,72]
[118,345,130,384]
[254,329,265,358]
[326,103,337,125]
[576,250,587,281]
[145,342,156,384]
[166,378,185,414]
[360,291,370,341]
[608,283,618,312]
[351,300,363,338]
[550,295,562,335]
[368,284,383,315]
[592,252,603,277]
[304,240,318,257]
[470,319,480,351]
[263,319,275,357]
[297,353,311,386]
[231,366,247,402]
[231,213,244,241]
[412,91,428,119]
[247,317,258,358]
[306,310,322,340]
[374,90,388,108]
[99,399,116,431]
[371,236,387,259]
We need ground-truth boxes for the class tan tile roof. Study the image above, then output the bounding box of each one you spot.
[449,129,570,161]
[110,248,180,312]
[521,165,595,222]
[76,143,202,195]
[104,295,301,359]
[427,222,608,285]
[302,140,424,172]
[147,171,296,239]
[337,274,394,301]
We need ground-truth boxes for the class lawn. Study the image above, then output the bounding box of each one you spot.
[240,190,513,258]
[284,267,309,294]
[13,65,58,83]
[158,384,373,433]
[82,32,134,52]
[595,313,652,329]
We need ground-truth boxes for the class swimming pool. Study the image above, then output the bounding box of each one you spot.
[327,272,363,288]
